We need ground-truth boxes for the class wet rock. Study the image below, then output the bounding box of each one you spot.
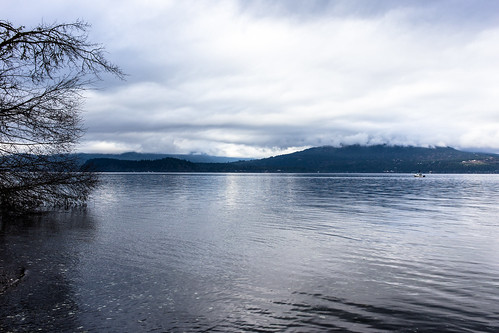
[0,266,26,294]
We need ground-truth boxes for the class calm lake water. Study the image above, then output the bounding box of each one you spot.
[1,173,499,332]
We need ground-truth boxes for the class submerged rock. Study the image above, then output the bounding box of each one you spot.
[0,266,26,294]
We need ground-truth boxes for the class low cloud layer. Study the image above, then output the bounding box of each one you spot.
[5,0,499,157]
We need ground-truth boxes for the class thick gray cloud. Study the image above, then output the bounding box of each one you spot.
[4,0,499,157]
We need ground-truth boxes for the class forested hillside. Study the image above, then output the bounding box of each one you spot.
[83,145,499,173]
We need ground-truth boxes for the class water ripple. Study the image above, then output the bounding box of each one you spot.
[2,174,499,332]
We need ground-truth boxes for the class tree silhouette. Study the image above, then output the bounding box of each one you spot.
[0,20,123,213]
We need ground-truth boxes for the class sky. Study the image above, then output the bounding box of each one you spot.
[4,0,499,157]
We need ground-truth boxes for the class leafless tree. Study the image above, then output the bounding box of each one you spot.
[0,20,123,213]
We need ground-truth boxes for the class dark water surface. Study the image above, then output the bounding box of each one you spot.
[1,173,499,332]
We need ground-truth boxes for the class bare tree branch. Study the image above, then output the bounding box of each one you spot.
[0,20,122,213]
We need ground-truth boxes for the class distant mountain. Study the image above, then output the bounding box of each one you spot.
[83,145,499,173]
[76,152,251,164]
[226,145,499,173]
[84,157,197,172]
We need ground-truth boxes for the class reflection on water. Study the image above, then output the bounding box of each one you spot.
[1,173,499,332]
[0,211,96,331]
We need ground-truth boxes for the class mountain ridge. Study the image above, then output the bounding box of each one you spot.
[83,145,499,173]
[76,152,251,164]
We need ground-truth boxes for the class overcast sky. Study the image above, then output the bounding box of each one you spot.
[5,0,499,157]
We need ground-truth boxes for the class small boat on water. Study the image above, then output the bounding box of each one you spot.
[414,172,425,178]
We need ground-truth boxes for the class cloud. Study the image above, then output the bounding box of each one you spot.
[4,0,499,157]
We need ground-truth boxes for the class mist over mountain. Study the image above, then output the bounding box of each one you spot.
[83,145,499,173]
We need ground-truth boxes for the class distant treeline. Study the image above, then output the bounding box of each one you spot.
[83,145,499,173]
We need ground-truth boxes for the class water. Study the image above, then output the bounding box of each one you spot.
[1,173,499,332]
